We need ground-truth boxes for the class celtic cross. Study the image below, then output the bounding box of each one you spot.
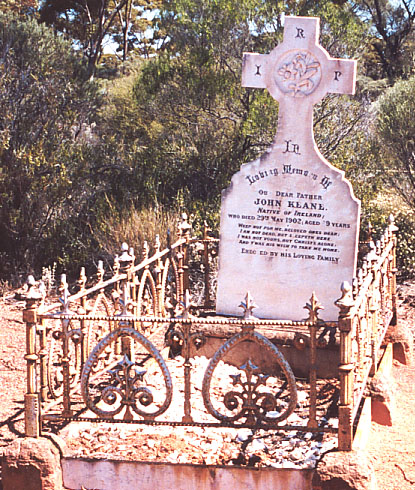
[242,16,356,156]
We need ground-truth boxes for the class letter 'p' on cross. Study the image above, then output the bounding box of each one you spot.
[241,16,356,153]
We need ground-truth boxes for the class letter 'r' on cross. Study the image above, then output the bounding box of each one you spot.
[242,16,356,103]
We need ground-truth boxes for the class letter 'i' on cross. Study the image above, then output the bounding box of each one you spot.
[242,16,356,155]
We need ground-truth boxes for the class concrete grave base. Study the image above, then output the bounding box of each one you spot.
[62,458,314,490]
[1,438,383,490]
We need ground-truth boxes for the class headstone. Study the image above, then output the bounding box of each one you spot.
[216,16,360,321]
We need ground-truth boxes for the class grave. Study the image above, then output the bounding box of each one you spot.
[216,16,360,321]
[7,15,400,490]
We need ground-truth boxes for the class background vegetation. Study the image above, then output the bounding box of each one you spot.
[1,0,415,281]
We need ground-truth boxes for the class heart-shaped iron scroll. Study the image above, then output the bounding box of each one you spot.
[81,326,172,420]
[202,328,297,425]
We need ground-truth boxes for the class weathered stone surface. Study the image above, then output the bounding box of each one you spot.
[313,450,378,490]
[368,374,394,427]
[385,322,413,365]
[1,437,63,490]
[62,458,314,490]
[216,17,359,321]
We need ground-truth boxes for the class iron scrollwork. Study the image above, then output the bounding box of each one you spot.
[81,327,173,420]
[202,327,298,425]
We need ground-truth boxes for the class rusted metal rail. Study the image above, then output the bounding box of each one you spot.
[22,215,398,451]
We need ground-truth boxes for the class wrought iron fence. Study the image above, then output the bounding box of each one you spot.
[336,216,398,450]
[22,215,398,452]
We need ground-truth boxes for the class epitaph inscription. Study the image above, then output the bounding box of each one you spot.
[216,16,360,321]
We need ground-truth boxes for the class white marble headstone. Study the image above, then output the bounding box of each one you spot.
[216,16,360,321]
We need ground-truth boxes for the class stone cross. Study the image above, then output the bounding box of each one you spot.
[216,16,360,321]
[242,16,356,156]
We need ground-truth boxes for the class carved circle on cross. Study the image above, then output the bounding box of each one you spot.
[274,50,321,98]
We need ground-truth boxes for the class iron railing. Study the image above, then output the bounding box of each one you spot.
[22,215,398,452]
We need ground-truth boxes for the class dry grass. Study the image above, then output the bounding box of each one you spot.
[94,205,182,259]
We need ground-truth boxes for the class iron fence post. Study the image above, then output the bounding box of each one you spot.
[304,292,322,429]
[23,277,43,437]
[388,215,398,326]
[336,282,355,451]
[78,267,88,366]
[38,318,48,401]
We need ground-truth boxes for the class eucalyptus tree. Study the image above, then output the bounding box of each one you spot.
[349,0,415,81]
[0,12,100,275]
[39,0,160,78]
[123,0,369,222]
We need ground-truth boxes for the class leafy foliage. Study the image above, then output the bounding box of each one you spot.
[372,76,415,209]
[350,0,415,82]
[39,0,162,78]
[0,12,100,276]
[1,0,415,280]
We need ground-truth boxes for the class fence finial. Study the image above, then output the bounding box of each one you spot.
[58,274,72,315]
[304,292,323,322]
[388,214,399,233]
[155,234,161,253]
[119,242,134,273]
[239,291,258,319]
[142,241,149,261]
[78,267,87,290]
[178,213,192,239]
[335,281,354,318]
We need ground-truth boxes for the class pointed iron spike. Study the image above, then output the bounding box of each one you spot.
[203,220,210,240]
[367,221,373,240]
[239,291,258,319]
[155,234,160,250]
[313,291,323,310]
[304,291,323,322]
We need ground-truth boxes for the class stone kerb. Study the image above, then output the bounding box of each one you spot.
[216,16,360,321]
